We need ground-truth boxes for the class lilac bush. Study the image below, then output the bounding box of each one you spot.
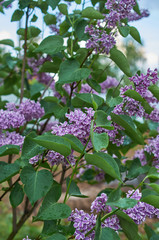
[0,0,159,240]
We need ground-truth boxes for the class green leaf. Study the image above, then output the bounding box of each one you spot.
[110,113,144,145]
[32,134,71,157]
[108,97,123,108]
[44,14,56,25]
[35,35,65,55]
[45,234,67,240]
[20,166,53,205]
[91,132,109,152]
[72,93,104,108]
[94,110,113,130]
[60,20,70,35]
[75,19,88,41]
[116,211,141,240]
[108,198,138,209]
[39,61,60,74]
[58,59,91,84]
[82,7,104,19]
[107,187,121,203]
[58,3,68,15]
[0,39,14,47]
[0,163,20,183]
[87,79,101,93]
[147,167,159,179]
[75,0,81,4]
[19,0,31,9]
[144,224,156,239]
[0,145,20,156]
[21,132,45,163]
[62,134,84,153]
[110,48,132,77]
[11,9,24,21]
[130,26,142,44]
[85,152,121,181]
[148,85,159,101]
[9,183,24,208]
[30,82,45,100]
[17,26,41,39]
[148,183,159,194]
[124,89,153,114]
[99,228,120,240]
[141,189,159,208]
[35,184,71,221]
[133,1,141,15]
[31,14,38,22]
[66,177,88,198]
[118,25,130,37]
[95,214,101,240]
[127,158,150,179]
[46,0,61,10]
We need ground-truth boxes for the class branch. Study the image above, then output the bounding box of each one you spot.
[0,177,20,201]
[6,200,40,240]
[20,7,30,103]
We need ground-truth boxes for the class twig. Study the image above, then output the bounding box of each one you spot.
[20,7,30,103]
[6,200,39,240]
[0,177,20,201]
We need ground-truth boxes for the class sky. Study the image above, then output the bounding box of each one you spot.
[0,0,159,70]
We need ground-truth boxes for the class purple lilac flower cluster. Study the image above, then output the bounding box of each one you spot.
[0,109,25,129]
[0,131,24,148]
[27,55,53,86]
[85,24,116,54]
[134,135,159,171]
[113,69,159,119]
[46,150,75,167]
[105,0,136,29]
[69,190,159,239]
[0,100,44,148]
[128,9,150,22]
[124,190,159,224]
[52,108,124,147]
[100,76,119,93]
[6,100,44,122]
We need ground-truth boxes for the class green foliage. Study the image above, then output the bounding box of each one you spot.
[20,166,53,205]
[58,59,91,84]
[110,48,132,77]
[9,183,24,208]
[0,1,159,239]
[32,134,71,156]
[0,162,20,183]
[0,145,20,156]
[35,35,65,54]
[85,152,121,181]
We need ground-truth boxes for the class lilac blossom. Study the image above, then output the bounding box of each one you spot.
[18,100,44,122]
[0,131,24,148]
[0,109,25,129]
[128,9,150,22]
[27,56,53,86]
[133,135,159,171]
[105,0,136,28]
[29,154,42,164]
[100,76,119,93]
[129,68,158,97]
[6,100,45,122]
[124,190,159,224]
[46,150,75,167]
[69,190,159,239]
[85,25,116,54]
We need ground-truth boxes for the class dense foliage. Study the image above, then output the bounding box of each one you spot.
[0,0,159,239]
